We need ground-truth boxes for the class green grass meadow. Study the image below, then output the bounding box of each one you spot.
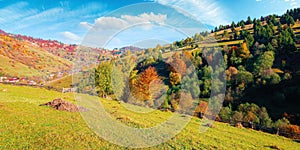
[0,84,300,149]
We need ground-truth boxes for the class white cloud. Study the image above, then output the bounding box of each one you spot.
[61,31,81,42]
[155,0,229,26]
[78,13,168,48]
[121,12,167,25]
[256,0,262,2]
[80,22,93,29]
[284,0,299,7]
[94,17,129,30]
[85,12,167,31]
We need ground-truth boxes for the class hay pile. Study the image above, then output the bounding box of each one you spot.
[40,98,87,112]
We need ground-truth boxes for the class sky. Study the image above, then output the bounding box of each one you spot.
[0,0,299,49]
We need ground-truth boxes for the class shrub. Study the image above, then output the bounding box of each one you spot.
[274,117,290,130]
[286,125,300,134]
[258,107,272,127]
[219,106,232,123]
[244,111,259,124]
[232,111,243,123]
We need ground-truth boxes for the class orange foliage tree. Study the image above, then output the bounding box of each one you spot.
[132,66,162,106]
[237,42,251,59]
[169,54,187,76]
[194,101,208,117]
[169,72,181,86]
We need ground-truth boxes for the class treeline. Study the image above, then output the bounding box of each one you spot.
[213,8,299,32]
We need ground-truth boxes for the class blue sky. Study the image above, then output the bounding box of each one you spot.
[0,0,299,49]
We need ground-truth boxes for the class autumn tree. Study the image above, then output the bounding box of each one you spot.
[169,72,181,86]
[132,66,163,107]
[195,101,208,117]
[237,42,251,59]
[169,53,187,76]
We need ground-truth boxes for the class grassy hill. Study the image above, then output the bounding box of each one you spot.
[0,84,299,149]
[0,32,72,78]
[0,55,40,77]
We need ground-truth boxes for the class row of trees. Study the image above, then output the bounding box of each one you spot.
[219,103,300,137]
[214,8,299,32]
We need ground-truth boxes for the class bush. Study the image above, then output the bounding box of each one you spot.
[286,125,300,134]
[219,106,232,123]
[258,107,272,127]
[274,117,290,130]
[232,111,243,123]
[244,111,259,124]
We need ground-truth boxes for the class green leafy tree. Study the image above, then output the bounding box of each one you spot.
[234,30,239,40]
[258,107,272,127]
[181,73,200,98]
[246,16,252,24]
[231,21,236,31]
[274,117,290,129]
[223,30,229,40]
[111,64,125,99]
[230,50,243,66]
[241,22,245,29]
[234,70,254,85]
[219,106,232,122]
[277,27,297,55]
[95,62,113,97]
[262,73,281,85]
[253,51,275,75]
[266,43,275,51]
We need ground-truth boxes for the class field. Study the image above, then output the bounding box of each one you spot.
[197,40,243,47]
[0,84,300,149]
[45,75,73,91]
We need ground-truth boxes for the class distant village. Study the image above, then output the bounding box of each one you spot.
[0,76,37,86]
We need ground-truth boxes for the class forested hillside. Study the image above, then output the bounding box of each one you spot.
[82,8,300,139]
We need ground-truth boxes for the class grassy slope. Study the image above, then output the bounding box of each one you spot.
[0,84,299,149]
[0,55,40,77]
[0,34,72,78]
[45,75,73,91]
